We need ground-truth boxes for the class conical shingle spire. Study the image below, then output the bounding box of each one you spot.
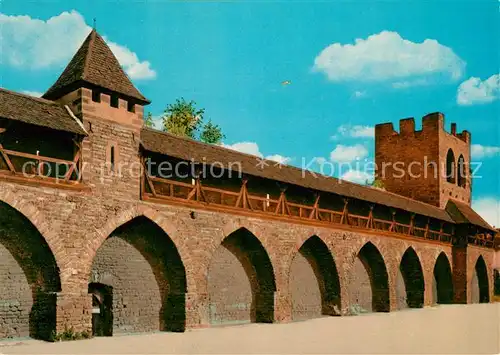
[43,29,150,104]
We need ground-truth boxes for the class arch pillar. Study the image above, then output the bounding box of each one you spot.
[328,235,362,316]
[274,290,293,323]
[385,257,399,312]
[420,250,438,307]
[338,237,391,314]
[423,267,435,307]
[203,221,283,326]
[55,292,93,335]
[452,244,468,304]
[185,292,210,328]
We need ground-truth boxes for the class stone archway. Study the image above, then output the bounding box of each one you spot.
[82,206,195,294]
[0,201,61,340]
[0,190,66,277]
[396,247,425,309]
[207,227,276,325]
[289,235,341,320]
[349,242,390,313]
[89,216,187,335]
[433,252,453,304]
[471,256,489,303]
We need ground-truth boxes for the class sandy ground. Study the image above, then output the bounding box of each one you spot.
[1,304,499,355]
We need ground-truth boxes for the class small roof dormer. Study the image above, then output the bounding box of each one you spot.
[43,29,150,106]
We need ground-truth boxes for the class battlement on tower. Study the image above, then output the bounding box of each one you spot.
[375,112,470,144]
[55,88,145,131]
[375,111,472,208]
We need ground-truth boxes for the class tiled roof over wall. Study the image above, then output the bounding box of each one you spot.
[43,29,149,104]
[446,199,494,231]
[0,88,87,135]
[140,127,456,223]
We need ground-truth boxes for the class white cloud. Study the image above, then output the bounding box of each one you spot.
[471,144,500,159]
[106,41,156,80]
[21,90,43,97]
[223,141,292,164]
[0,11,156,80]
[353,90,366,98]
[331,124,375,140]
[472,197,500,228]
[330,144,368,163]
[313,31,465,87]
[341,170,373,185]
[457,74,500,106]
[223,142,262,157]
[150,116,163,130]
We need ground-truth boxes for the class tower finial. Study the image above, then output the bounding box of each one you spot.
[93,18,96,30]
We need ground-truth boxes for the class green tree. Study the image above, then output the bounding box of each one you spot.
[367,178,385,189]
[162,98,224,144]
[162,98,204,139]
[144,112,154,128]
[200,120,225,144]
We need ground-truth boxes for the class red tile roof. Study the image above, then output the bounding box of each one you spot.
[140,128,456,223]
[0,88,87,135]
[43,29,149,104]
[446,199,494,231]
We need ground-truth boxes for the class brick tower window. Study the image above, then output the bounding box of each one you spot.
[127,101,135,113]
[110,146,115,171]
[92,89,101,103]
[110,94,119,108]
[457,154,466,188]
[446,149,456,184]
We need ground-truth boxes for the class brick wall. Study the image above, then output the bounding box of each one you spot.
[208,243,255,325]
[289,250,323,320]
[375,115,440,206]
[375,113,471,208]
[289,236,340,320]
[0,201,59,340]
[0,181,496,338]
[0,243,32,338]
[90,236,164,334]
[439,126,471,207]
[0,90,495,339]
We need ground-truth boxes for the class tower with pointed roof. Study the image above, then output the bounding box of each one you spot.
[44,29,150,197]
[43,29,150,106]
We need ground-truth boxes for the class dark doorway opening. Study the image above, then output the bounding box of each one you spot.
[88,283,113,337]
[475,256,489,303]
[358,242,390,312]
[290,235,341,320]
[433,253,454,304]
[208,228,276,325]
[399,248,425,308]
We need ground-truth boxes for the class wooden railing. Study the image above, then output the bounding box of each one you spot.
[142,172,454,244]
[468,233,496,248]
[0,143,81,184]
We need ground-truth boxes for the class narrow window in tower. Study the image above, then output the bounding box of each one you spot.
[446,149,456,184]
[110,94,119,108]
[457,154,466,188]
[110,146,115,171]
[127,101,135,113]
[92,89,101,103]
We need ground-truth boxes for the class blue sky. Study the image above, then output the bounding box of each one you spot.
[1,1,499,225]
